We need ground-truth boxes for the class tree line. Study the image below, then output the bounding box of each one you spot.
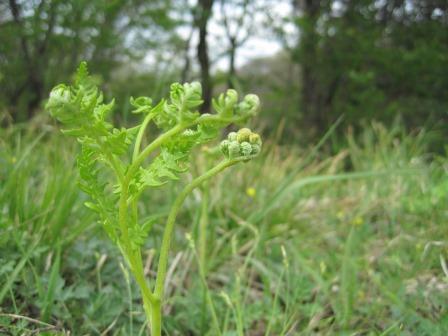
[1,0,447,140]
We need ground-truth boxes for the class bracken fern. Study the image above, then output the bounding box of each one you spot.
[46,62,262,335]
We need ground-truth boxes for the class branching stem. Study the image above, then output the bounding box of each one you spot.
[117,113,253,336]
[133,113,154,162]
[154,156,254,298]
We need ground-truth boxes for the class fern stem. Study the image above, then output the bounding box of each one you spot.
[133,113,154,162]
[154,157,249,298]
[150,298,162,336]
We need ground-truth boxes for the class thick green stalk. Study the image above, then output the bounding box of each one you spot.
[117,126,183,272]
[128,250,157,305]
[150,299,162,336]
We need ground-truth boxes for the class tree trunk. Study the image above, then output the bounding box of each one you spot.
[295,0,323,133]
[227,37,237,89]
[8,0,53,120]
[196,0,214,113]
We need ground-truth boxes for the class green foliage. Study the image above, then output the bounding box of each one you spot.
[0,120,447,334]
[0,0,177,121]
[290,0,448,138]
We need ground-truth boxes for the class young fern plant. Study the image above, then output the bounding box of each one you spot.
[46,62,262,335]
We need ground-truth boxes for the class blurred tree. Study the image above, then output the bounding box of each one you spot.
[0,0,176,122]
[290,0,448,136]
[195,0,214,113]
[218,0,255,90]
[239,52,301,139]
[1,0,447,144]
[292,0,328,134]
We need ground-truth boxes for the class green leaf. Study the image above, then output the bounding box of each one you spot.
[129,221,154,249]
[75,61,89,86]
[212,89,238,117]
[130,96,153,114]
[153,82,202,129]
[104,128,134,156]
[139,167,166,187]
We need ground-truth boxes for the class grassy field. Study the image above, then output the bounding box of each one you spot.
[0,120,447,335]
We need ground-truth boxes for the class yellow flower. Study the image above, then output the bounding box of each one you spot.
[352,216,363,226]
[246,187,256,198]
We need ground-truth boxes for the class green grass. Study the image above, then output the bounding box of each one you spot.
[0,120,447,335]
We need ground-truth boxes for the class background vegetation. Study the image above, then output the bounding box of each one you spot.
[1,0,447,335]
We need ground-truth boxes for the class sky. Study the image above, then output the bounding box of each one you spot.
[177,1,294,71]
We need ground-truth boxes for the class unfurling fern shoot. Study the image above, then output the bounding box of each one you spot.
[46,62,262,335]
